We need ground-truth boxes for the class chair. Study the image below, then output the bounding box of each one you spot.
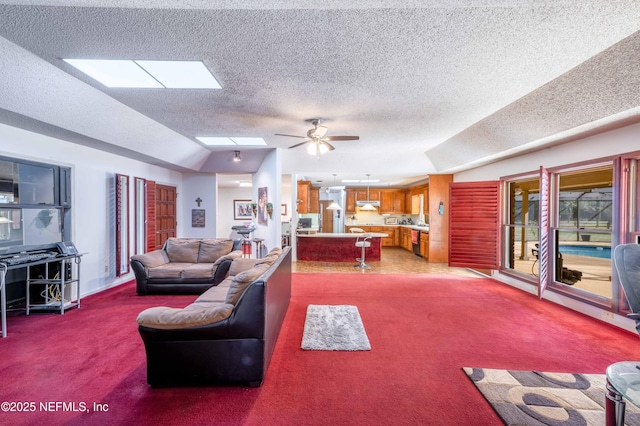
[350,227,372,269]
[613,244,640,335]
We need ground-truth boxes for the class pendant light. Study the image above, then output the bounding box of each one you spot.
[360,174,376,211]
[326,174,342,210]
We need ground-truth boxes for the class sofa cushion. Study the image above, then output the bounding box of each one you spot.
[197,239,234,263]
[181,263,215,279]
[147,263,194,279]
[225,262,271,305]
[229,258,259,276]
[131,250,169,269]
[137,304,234,329]
[165,238,200,263]
[195,281,232,303]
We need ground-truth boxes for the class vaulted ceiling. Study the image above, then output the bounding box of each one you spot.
[1,1,639,188]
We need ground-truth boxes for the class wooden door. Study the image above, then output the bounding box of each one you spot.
[320,200,334,233]
[155,184,177,250]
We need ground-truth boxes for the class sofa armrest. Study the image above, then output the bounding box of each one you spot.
[137,303,234,330]
[213,259,233,285]
[132,250,170,268]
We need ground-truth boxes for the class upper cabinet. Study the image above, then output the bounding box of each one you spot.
[379,190,406,214]
[309,187,319,213]
[297,180,319,214]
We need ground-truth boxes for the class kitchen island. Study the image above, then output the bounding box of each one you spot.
[297,232,388,262]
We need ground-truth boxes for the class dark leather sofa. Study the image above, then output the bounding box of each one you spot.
[137,246,291,387]
[131,238,242,295]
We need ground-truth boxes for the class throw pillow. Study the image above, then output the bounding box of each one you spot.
[165,238,200,263]
[225,262,271,305]
[197,239,234,263]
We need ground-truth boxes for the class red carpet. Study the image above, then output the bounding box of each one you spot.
[1,273,639,425]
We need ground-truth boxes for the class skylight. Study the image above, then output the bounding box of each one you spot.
[196,137,267,146]
[63,59,221,89]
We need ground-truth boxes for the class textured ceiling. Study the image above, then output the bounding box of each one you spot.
[0,1,639,187]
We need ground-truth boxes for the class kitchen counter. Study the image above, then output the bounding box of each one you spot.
[347,224,429,231]
[297,232,389,238]
[297,233,385,262]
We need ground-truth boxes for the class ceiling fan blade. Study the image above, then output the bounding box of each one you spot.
[288,141,311,149]
[314,125,328,137]
[275,133,307,139]
[322,141,336,151]
[325,136,359,141]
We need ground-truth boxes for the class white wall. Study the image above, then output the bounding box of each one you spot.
[181,173,217,238]
[251,149,282,252]
[217,185,253,239]
[456,121,640,182]
[0,123,183,297]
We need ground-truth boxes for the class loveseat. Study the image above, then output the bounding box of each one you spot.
[136,246,291,387]
[131,237,242,295]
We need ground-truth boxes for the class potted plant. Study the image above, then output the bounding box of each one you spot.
[266,202,273,218]
[251,203,257,217]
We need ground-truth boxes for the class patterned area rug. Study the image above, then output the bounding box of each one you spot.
[301,304,371,351]
[464,367,640,425]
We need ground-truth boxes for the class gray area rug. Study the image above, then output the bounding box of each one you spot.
[464,367,640,425]
[301,304,371,351]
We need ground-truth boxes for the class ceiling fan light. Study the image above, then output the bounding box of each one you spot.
[307,142,318,156]
[318,142,329,155]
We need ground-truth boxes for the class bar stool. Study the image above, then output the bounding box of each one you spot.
[350,228,372,269]
[241,239,252,258]
[252,238,264,259]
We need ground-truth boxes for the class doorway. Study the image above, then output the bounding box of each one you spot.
[155,184,177,249]
[320,201,335,233]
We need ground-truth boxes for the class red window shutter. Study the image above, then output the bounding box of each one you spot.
[538,167,550,298]
[449,181,501,269]
[146,180,156,253]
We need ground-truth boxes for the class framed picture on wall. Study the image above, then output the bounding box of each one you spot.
[192,209,205,227]
[281,204,287,216]
[234,200,252,220]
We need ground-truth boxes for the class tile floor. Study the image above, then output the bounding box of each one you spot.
[292,246,480,276]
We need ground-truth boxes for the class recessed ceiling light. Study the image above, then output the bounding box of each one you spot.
[196,137,266,146]
[63,59,221,89]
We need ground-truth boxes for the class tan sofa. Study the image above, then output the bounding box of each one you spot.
[130,237,242,295]
[137,246,291,387]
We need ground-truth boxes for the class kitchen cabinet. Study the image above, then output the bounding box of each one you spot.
[379,190,406,214]
[355,189,379,201]
[346,191,357,213]
[309,187,319,213]
[420,232,429,259]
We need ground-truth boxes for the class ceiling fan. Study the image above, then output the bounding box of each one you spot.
[276,119,359,157]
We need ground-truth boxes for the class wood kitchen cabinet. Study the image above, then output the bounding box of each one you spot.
[379,190,406,214]
[346,190,357,213]
[420,231,429,259]
[309,187,319,213]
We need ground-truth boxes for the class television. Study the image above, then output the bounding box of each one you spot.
[298,218,312,229]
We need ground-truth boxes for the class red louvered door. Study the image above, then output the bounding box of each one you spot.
[449,181,501,270]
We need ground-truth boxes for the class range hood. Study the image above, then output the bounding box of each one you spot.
[356,200,380,207]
